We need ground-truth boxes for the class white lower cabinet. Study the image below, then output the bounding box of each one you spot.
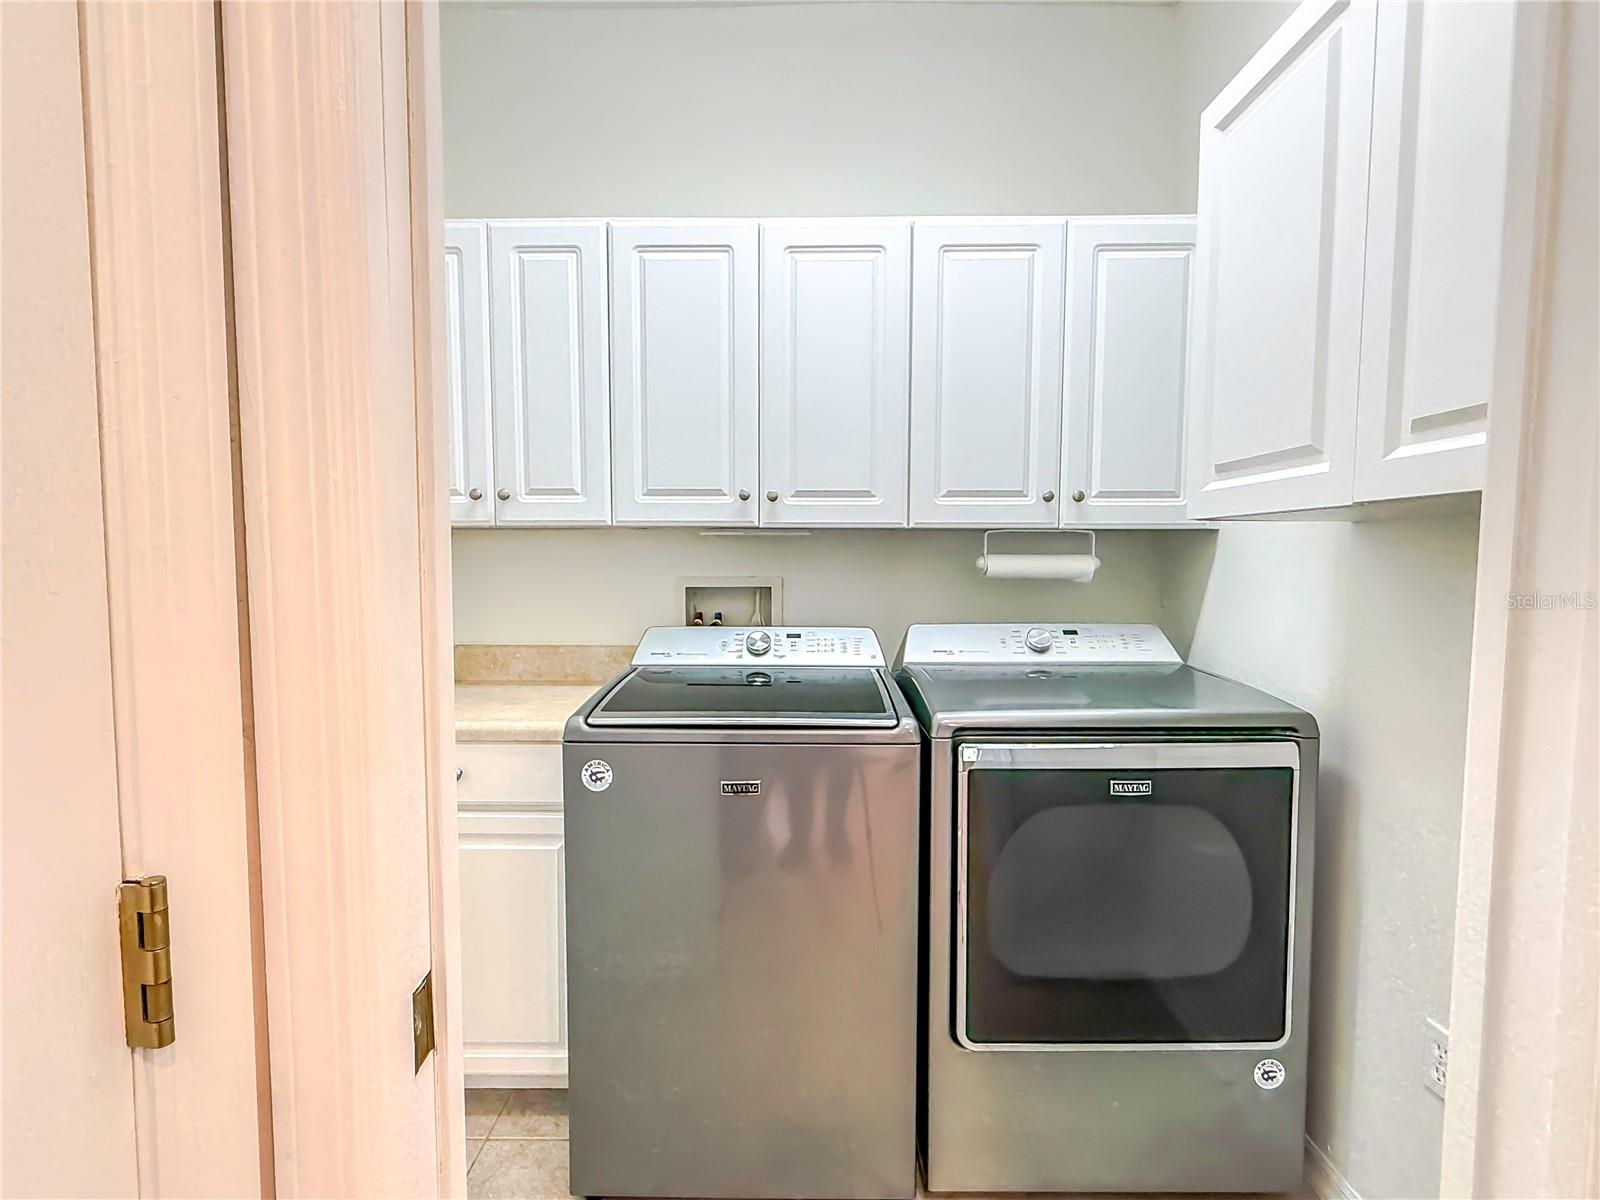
[909,220,1066,528]
[1061,218,1195,526]
[458,746,567,1083]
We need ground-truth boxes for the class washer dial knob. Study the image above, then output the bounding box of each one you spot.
[745,630,773,656]
[1024,627,1054,654]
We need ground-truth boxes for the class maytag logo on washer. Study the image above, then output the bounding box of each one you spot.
[1110,779,1154,796]
[1254,1058,1287,1090]
[721,780,761,795]
[580,760,613,792]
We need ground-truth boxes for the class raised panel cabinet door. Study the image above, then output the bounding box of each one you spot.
[1062,217,1196,527]
[909,220,1065,528]
[611,221,759,526]
[444,221,495,526]
[487,221,611,525]
[760,221,910,527]
[459,809,567,1080]
[1354,0,1536,502]
[1186,0,1378,518]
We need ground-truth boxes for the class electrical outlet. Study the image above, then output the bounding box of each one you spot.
[1424,1017,1449,1099]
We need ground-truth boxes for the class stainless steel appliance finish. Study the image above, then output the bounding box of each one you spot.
[563,627,920,1199]
[895,623,1318,1195]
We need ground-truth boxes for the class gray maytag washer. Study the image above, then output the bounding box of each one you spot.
[564,626,920,1200]
[895,623,1318,1195]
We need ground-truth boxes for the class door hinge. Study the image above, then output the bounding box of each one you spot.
[118,875,175,1049]
[412,970,435,1073]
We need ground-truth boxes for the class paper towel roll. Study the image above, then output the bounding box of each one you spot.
[976,552,1100,582]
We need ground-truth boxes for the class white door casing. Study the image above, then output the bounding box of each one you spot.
[760,221,911,527]
[910,219,1066,528]
[1061,217,1196,527]
[444,221,495,526]
[610,221,760,525]
[488,220,612,526]
[459,810,568,1081]
[1354,0,1523,502]
[1187,0,1378,518]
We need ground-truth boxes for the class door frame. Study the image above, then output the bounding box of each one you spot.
[1440,3,1599,1195]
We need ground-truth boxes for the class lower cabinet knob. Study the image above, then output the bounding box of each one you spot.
[738,489,751,501]
[1043,490,1055,503]
[766,490,779,503]
[468,488,483,501]
[497,487,511,501]
[1072,489,1087,503]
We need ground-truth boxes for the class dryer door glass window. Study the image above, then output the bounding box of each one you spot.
[958,743,1296,1045]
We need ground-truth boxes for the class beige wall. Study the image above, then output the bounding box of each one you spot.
[453,527,1177,654]
[442,1,1191,218]
[1163,512,1481,1200]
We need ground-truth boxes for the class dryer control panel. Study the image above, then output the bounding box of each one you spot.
[632,626,885,667]
[898,622,1182,666]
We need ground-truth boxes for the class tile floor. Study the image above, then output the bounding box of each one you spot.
[463,1089,1312,1200]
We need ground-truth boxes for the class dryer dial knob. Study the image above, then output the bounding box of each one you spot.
[745,631,773,656]
[1024,627,1053,654]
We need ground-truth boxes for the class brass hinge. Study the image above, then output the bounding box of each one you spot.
[118,876,175,1049]
[412,970,435,1073]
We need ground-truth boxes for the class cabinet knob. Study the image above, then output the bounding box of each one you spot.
[1042,490,1055,503]
[497,487,511,501]
[766,490,779,503]
[738,489,751,502]
[468,488,483,501]
[455,767,463,782]
[1072,489,1086,503]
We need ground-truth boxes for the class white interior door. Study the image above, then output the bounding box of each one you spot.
[909,219,1065,528]
[488,220,612,526]
[444,221,495,526]
[5,5,267,1194]
[1186,0,1377,518]
[760,221,910,527]
[1061,217,1195,527]
[2,7,139,1192]
[610,221,759,525]
[1354,0,1522,502]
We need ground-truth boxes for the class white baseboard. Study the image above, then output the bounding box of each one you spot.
[1304,1137,1362,1200]
[464,1072,567,1089]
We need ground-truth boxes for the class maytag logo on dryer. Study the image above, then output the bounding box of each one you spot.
[1110,779,1153,796]
[721,780,762,795]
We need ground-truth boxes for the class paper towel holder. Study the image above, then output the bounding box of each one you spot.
[976,528,1099,581]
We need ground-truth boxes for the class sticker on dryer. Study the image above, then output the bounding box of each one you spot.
[1253,1058,1286,1090]
[580,760,613,792]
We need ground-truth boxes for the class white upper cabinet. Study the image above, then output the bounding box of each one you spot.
[1061,218,1195,527]
[909,220,1066,528]
[444,222,495,527]
[486,221,611,525]
[610,222,760,526]
[1187,0,1378,519]
[760,221,911,527]
[1354,0,1528,502]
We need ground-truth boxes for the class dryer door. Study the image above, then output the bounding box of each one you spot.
[955,740,1299,1048]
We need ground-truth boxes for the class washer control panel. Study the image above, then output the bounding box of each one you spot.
[633,626,884,667]
[899,623,1182,666]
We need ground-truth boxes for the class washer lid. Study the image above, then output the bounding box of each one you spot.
[586,666,900,727]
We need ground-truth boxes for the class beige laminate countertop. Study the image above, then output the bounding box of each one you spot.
[453,682,606,744]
